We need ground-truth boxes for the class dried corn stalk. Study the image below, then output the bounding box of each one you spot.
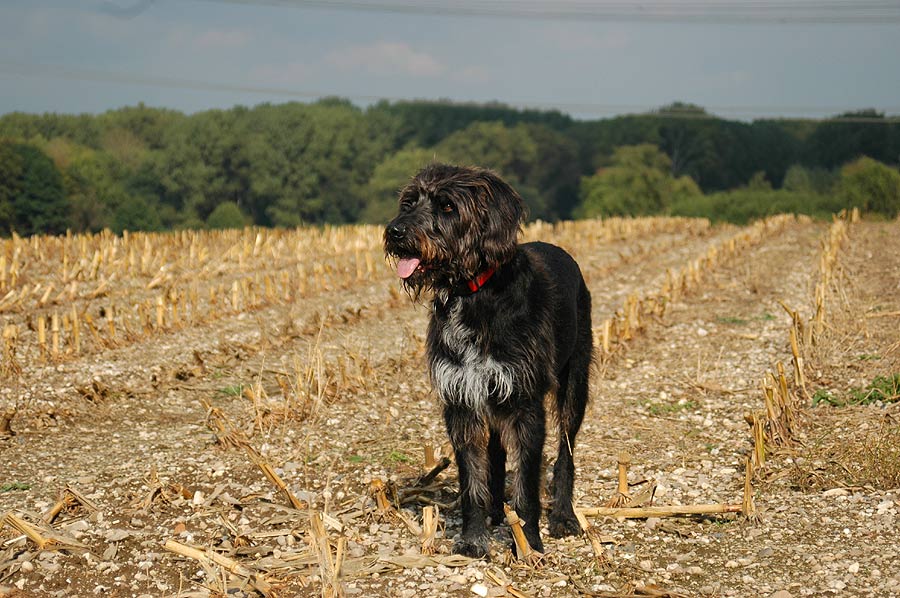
[164,539,272,597]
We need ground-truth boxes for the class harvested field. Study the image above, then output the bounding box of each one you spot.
[1,214,899,598]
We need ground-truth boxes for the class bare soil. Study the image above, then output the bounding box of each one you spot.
[1,218,898,598]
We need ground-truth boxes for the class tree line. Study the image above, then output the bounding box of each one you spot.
[1,99,899,236]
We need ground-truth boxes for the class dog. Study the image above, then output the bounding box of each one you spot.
[384,163,592,558]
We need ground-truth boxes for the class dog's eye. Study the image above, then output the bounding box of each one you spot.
[437,198,454,213]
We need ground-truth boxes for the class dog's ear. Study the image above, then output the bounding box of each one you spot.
[463,169,525,272]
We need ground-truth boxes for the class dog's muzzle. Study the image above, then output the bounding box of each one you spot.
[385,222,423,279]
[386,223,406,242]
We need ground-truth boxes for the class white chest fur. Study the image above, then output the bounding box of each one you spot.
[430,302,515,410]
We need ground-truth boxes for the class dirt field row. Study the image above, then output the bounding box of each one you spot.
[1,216,898,597]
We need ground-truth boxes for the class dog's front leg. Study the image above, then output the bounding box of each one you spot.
[443,403,491,558]
[507,405,546,554]
[487,428,507,526]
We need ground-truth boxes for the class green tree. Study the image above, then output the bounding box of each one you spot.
[65,151,134,232]
[838,157,900,217]
[433,121,548,218]
[657,103,716,179]
[97,103,186,150]
[575,144,701,218]
[206,201,247,229]
[113,196,162,233]
[746,171,772,191]
[0,142,24,233]
[256,100,395,226]
[669,188,840,224]
[804,110,892,169]
[369,99,571,149]
[782,164,837,195]
[516,123,582,220]
[782,164,813,192]
[0,112,102,148]
[5,143,70,235]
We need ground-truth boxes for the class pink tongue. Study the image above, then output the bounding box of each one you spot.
[397,257,421,279]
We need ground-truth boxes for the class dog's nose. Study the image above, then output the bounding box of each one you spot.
[386,223,406,241]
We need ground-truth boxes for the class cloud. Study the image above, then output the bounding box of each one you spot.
[327,41,444,77]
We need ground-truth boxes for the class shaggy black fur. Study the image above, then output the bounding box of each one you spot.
[384,163,592,558]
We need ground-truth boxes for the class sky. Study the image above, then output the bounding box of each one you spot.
[1,0,899,121]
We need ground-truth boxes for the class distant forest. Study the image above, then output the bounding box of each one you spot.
[1,99,899,236]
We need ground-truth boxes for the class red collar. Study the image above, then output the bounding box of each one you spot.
[466,267,495,293]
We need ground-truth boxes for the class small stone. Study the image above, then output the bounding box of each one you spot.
[724,560,739,568]
[64,520,90,533]
[769,591,793,598]
[20,561,34,573]
[848,562,860,573]
[348,545,365,558]
[822,488,849,497]
[105,529,130,542]
[470,582,488,597]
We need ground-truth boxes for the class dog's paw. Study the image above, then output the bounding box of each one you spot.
[548,513,582,538]
[452,536,490,559]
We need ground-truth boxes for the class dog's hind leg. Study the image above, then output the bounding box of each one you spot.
[548,361,588,537]
[443,404,491,558]
[549,292,592,537]
[487,428,507,526]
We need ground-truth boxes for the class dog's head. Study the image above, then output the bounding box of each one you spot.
[384,163,525,295]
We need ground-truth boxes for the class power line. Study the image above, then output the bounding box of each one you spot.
[0,60,362,103]
[1,60,899,123]
[193,0,900,24]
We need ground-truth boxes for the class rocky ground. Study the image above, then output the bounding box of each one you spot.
[1,217,898,597]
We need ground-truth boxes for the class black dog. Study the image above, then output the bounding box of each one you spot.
[384,163,592,558]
